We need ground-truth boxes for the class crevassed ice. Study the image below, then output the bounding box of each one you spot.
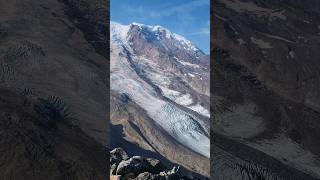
[111,50,209,157]
[111,73,210,157]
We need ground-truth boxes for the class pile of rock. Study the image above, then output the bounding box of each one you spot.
[110,148,192,180]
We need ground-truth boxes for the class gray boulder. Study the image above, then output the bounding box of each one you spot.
[110,163,117,175]
[116,156,167,176]
[134,172,163,180]
[116,156,149,177]
[110,147,129,165]
[160,166,181,180]
[146,158,167,174]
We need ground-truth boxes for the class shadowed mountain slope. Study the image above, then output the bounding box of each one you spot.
[0,0,109,178]
[212,0,320,179]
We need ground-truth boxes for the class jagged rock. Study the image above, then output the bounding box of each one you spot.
[134,172,163,180]
[118,156,169,177]
[146,158,167,174]
[110,163,118,175]
[116,156,150,177]
[110,147,129,165]
[110,147,202,179]
[160,166,181,180]
[110,148,130,176]
[115,155,168,177]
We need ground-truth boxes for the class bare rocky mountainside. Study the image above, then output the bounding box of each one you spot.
[110,22,210,178]
[212,0,320,179]
[0,0,108,179]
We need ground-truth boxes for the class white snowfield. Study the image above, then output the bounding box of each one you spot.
[111,21,199,52]
[110,21,210,157]
[175,57,200,68]
[160,86,210,118]
[110,21,130,44]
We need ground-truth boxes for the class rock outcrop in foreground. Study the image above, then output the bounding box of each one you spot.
[110,148,205,180]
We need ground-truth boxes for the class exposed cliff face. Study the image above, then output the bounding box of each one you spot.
[110,22,210,177]
[127,23,210,97]
[212,0,320,179]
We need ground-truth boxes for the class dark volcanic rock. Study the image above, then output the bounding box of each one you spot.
[145,158,167,174]
[134,172,162,180]
[116,156,151,177]
[110,148,200,179]
[110,147,129,165]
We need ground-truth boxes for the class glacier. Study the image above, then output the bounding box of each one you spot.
[110,21,210,157]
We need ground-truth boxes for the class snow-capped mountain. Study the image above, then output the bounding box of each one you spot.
[111,21,200,52]
[110,21,210,176]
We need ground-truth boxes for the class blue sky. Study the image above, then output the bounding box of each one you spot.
[111,0,210,54]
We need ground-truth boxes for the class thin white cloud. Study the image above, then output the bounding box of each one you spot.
[152,0,209,17]
[124,0,209,19]
[119,0,210,51]
[126,5,145,15]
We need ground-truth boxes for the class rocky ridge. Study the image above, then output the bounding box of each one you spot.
[110,148,205,180]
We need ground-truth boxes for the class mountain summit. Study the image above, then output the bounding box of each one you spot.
[110,22,208,64]
[111,21,200,52]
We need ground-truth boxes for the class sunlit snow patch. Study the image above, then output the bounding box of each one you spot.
[160,86,210,118]
[189,104,210,118]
